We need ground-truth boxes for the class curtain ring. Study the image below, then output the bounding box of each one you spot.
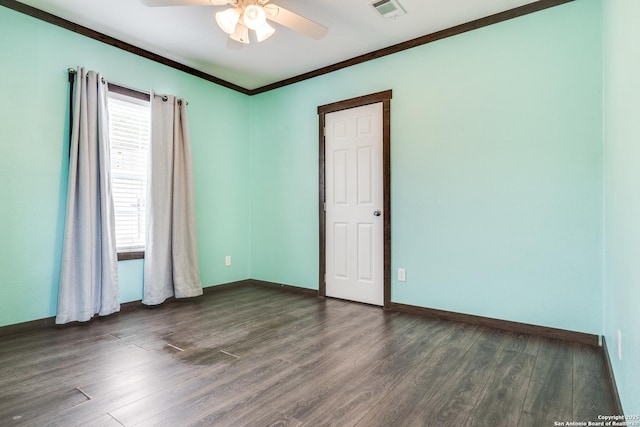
[162,95,168,102]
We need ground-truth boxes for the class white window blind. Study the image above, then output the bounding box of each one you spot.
[107,91,150,253]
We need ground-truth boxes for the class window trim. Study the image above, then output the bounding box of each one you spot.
[118,251,145,261]
[108,82,150,102]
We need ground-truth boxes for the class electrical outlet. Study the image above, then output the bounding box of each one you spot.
[618,329,622,360]
[225,256,231,267]
[397,268,406,282]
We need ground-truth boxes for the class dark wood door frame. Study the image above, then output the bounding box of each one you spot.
[317,90,393,309]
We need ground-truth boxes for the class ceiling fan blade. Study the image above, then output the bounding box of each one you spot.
[265,4,328,40]
[140,0,231,6]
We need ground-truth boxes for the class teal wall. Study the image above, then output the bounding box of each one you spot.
[0,0,606,333]
[0,6,252,327]
[251,0,603,334]
[603,0,640,416]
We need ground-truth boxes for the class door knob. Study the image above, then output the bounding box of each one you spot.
[373,210,381,217]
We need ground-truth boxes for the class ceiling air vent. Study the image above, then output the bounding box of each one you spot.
[370,0,406,19]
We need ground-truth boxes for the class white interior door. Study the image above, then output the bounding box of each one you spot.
[325,102,383,306]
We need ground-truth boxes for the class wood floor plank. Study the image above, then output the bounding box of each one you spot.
[466,350,536,427]
[0,387,89,426]
[79,413,124,427]
[240,412,304,427]
[336,343,467,427]
[30,358,201,427]
[498,331,542,356]
[573,343,617,422]
[0,285,617,427]
[518,411,559,427]
[129,358,297,426]
[410,333,503,426]
[521,338,574,423]
[141,309,391,426]
[338,319,464,427]
[1,344,153,403]
[228,318,408,426]
[0,371,16,384]
[0,332,122,377]
[439,320,484,351]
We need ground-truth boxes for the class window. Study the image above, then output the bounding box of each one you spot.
[107,89,150,259]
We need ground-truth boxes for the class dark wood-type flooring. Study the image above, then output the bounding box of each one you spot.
[0,283,617,426]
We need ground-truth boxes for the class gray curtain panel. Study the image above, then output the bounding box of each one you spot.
[143,93,203,305]
[56,68,120,324]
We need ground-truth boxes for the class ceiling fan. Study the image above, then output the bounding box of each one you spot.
[141,0,328,44]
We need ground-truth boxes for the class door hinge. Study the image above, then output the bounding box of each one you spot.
[323,127,326,137]
[323,202,326,211]
[324,274,326,283]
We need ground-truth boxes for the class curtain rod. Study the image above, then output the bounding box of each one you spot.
[67,68,188,105]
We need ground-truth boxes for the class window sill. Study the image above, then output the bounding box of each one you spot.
[118,251,145,261]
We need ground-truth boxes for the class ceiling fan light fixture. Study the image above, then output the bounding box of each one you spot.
[255,21,275,42]
[242,5,267,30]
[142,0,329,46]
[229,22,250,44]
[215,7,241,34]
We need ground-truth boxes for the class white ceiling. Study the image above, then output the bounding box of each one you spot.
[15,0,542,90]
